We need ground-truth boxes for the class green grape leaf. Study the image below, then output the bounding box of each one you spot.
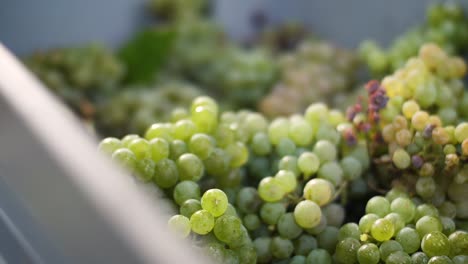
[119,27,175,85]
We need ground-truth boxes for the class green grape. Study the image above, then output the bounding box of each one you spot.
[393,148,411,169]
[438,202,456,219]
[260,202,286,225]
[154,158,179,189]
[189,133,215,160]
[288,117,314,146]
[149,137,170,163]
[384,213,405,234]
[335,237,360,264]
[371,218,395,242]
[313,140,337,163]
[305,103,328,123]
[225,142,249,168]
[278,156,300,176]
[168,214,191,238]
[386,187,410,202]
[244,113,268,136]
[294,200,322,229]
[379,240,403,261]
[214,124,235,148]
[366,196,391,217]
[180,199,202,218]
[290,255,306,264]
[305,249,332,264]
[128,138,151,160]
[440,217,455,236]
[204,148,230,177]
[416,204,440,222]
[201,189,228,217]
[303,178,335,206]
[254,237,272,263]
[448,231,468,256]
[338,223,361,241]
[277,213,303,239]
[173,181,200,205]
[268,118,290,145]
[122,135,140,147]
[98,137,122,154]
[298,152,320,178]
[235,245,256,264]
[275,170,297,193]
[322,203,345,227]
[428,256,454,264]
[243,214,261,231]
[317,161,343,186]
[317,226,339,254]
[112,148,137,171]
[396,227,421,254]
[340,156,363,181]
[315,125,340,145]
[390,197,416,223]
[190,209,214,235]
[412,252,430,264]
[276,137,297,157]
[454,123,468,143]
[169,140,187,160]
[294,234,317,256]
[251,132,272,156]
[416,177,437,199]
[359,214,380,234]
[145,123,172,141]
[386,251,412,264]
[191,105,218,133]
[258,177,286,202]
[173,119,197,141]
[135,158,155,182]
[236,187,261,214]
[177,153,204,181]
[416,216,443,237]
[214,215,242,246]
[357,243,380,264]
[421,231,451,258]
[271,236,294,259]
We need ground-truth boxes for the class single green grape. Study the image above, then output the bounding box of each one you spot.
[386,251,412,264]
[173,181,200,205]
[260,202,286,225]
[294,200,322,229]
[258,177,285,202]
[149,137,170,163]
[379,240,403,261]
[396,227,421,254]
[168,214,191,238]
[298,152,320,179]
[98,137,122,154]
[180,199,202,218]
[277,213,303,239]
[366,196,391,217]
[213,215,243,246]
[294,234,317,256]
[190,209,214,235]
[200,188,228,217]
[421,231,451,258]
[371,218,395,242]
[154,158,179,189]
[305,248,332,264]
[335,237,360,264]
[270,236,294,259]
[390,197,416,223]
[416,216,443,237]
[357,243,380,264]
[359,214,379,234]
[338,223,361,241]
[275,170,297,193]
[303,178,335,206]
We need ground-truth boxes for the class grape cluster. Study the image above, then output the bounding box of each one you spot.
[360,3,468,76]
[95,81,202,137]
[99,93,375,263]
[259,39,358,117]
[335,191,467,264]
[25,44,125,118]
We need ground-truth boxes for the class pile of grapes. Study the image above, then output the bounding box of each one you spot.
[99,43,468,264]
[24,44,125,119]
[259,40,358,117]
[360,3,468,77]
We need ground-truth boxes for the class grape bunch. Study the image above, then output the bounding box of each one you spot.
[99,91,376,263]
[25,44,125,119]
[360,2,468,76]
[335,192,468,264]
[95,81,202,137]
[259,39,358,117]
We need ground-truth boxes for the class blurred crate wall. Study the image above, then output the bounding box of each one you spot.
[1,0,467,55]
